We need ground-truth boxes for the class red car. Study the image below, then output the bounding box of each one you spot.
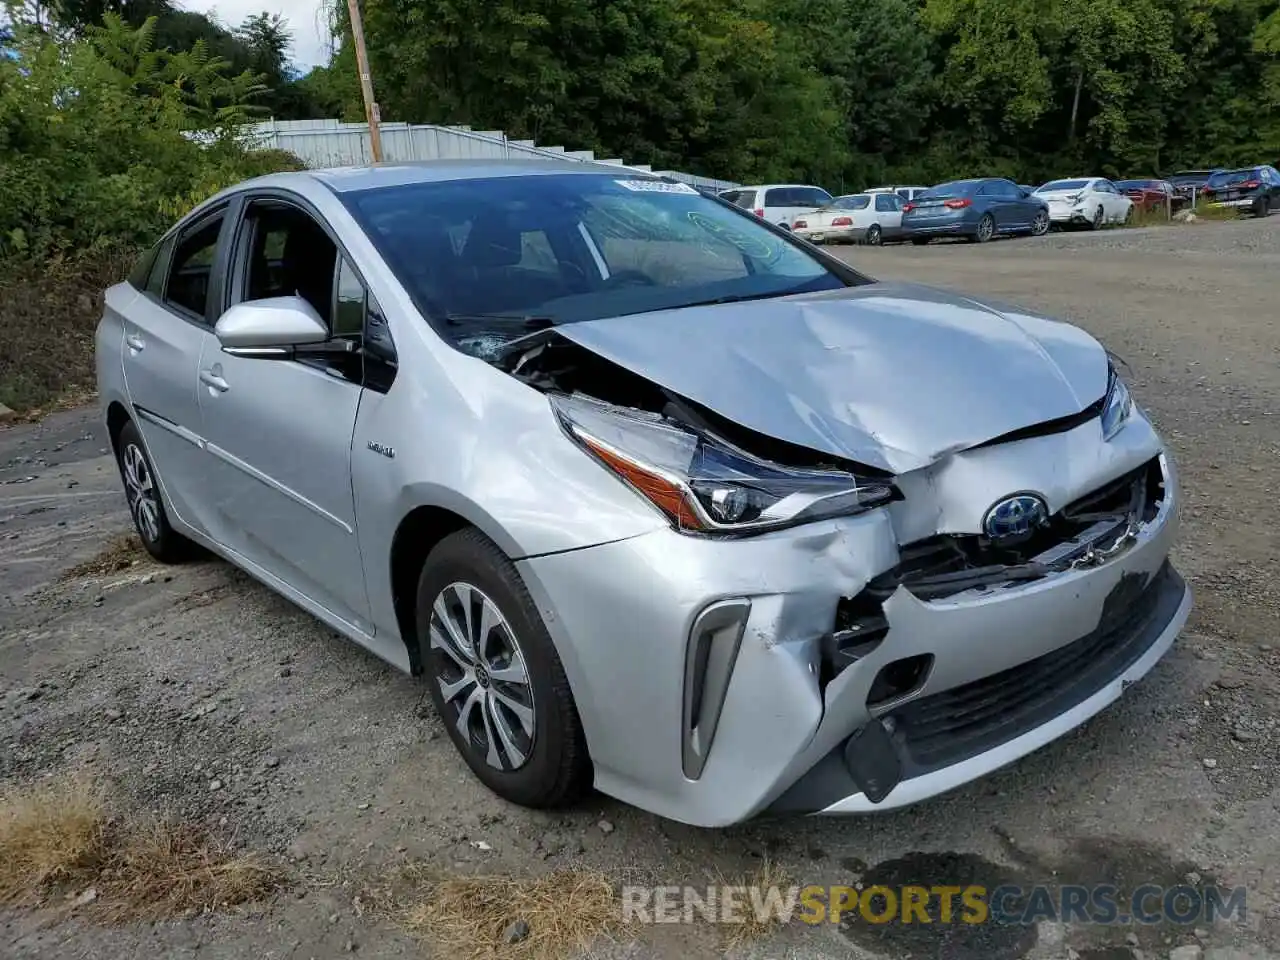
[1114,179,1180,212]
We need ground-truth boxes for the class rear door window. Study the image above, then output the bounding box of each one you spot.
[732,189,757,209]
[875,194,897,212]
[791,187,834,207]
[163,213,225,321]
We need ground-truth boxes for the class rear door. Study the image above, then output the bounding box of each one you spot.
[120,205,233,535]
[195,193,373,632]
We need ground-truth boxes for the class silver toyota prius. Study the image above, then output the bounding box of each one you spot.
[96,160,1191,828]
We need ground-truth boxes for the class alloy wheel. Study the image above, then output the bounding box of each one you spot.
[1092,206,1104,229]
[867,224,882,245]
[1032,211,1049,236]
[977,215,994,242]
[122,443,161,543]
[428,582,536,771]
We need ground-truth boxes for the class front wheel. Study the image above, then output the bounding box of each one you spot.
[1030,210,1050,236]
[1091,205,1104,230]
[115,420,197,563]
[865,223,883,246]
[417,528,591,809]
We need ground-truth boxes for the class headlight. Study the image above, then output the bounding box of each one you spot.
[550,393,896,535]
[1100,365,1133,440]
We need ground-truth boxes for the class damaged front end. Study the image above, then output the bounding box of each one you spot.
[485,322,1185,823]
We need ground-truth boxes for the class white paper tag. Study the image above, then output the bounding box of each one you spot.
[615,179,699,195]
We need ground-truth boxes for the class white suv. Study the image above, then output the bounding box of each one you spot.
[718,184,834,230]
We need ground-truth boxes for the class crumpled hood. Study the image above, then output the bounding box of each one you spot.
[555,281,1109,474]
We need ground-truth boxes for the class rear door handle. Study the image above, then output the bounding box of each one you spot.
[199,369,229,393]
[126,333,145,352]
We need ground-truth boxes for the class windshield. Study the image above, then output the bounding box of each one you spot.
[921,180,978,198]
[1037,179,1091,192]
[1206,169,1261,187]
[832,195,871,209]
[341,173,852,351]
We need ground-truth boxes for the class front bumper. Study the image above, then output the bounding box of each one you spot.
[516,416,1185,827]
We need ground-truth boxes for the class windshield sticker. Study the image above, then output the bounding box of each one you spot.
[685,210,779,261]
[615,179,699,195]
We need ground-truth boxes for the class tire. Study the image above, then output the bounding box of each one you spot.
[1256,197,1270,218]
[1030,210,1050,236]
[973,213,996,243]
[1124,205,1135,225]
[416,528,591,809]
[114,420,197,563]
[866,223,883,246]
[911,237,931,246]
[1091,205,1104,230]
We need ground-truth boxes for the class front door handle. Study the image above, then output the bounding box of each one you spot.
[126,333,145,353]
[199,369,229,393]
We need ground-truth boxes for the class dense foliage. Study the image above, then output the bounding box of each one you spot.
[0,9,304,410]
[306,0,1280,187]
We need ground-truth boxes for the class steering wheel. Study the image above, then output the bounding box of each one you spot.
[601,269,658,288]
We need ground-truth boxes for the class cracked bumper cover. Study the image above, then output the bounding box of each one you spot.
[514,426,1187,828]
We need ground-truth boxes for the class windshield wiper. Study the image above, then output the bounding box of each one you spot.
[675,290,806,310]
[443,312,557,330]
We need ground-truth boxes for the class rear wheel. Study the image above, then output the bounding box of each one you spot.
[1256,196,1270,218]
[115,420,197,563]
[417,528,591,809]
[973,213,996,243]
[865,223,883,246]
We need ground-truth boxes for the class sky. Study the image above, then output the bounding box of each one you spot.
[179,0,331,71]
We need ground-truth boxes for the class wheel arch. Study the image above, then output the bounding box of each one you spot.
[387,491,527,675]
[106,400,132,456]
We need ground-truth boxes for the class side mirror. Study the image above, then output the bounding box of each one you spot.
[215,296,353,360]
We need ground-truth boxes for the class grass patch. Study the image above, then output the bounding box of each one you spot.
[0,774,107,904]
[715,859,793,949]
[0,774,281,921]
[393,867,626,960]
[58,534,149,582]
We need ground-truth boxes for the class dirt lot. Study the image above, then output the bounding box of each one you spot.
[3,216,1279,960]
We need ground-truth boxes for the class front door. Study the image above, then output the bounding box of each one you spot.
[195,196,372,632]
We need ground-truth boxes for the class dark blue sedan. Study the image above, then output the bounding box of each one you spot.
[901,178,1050,244]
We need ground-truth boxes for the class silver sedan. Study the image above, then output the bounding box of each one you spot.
[96,160,1190,827]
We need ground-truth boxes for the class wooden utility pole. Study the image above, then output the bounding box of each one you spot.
[345,0,383,163]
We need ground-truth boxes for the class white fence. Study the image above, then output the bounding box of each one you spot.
[243,118,739,193]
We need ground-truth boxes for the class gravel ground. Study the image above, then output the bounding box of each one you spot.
[2,215,1279,960]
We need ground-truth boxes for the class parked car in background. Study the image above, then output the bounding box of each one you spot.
[98,160,1190,828]
[1201,166,1280,216]
[1167,169,1221,206]
[901,178,1049,243]
[1114,179,1178,213]
[717,184,834,230]
[867,185,931,203]
[1034,178,1133,229]
[792,193,904,245]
